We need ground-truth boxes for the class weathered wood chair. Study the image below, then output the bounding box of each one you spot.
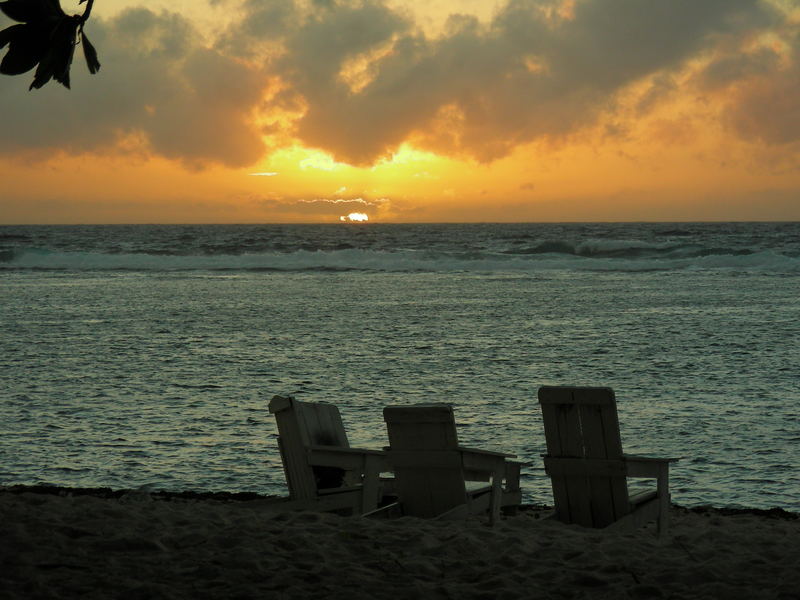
[538,386,678,535]
[268,395,389,515]
[381,404,522,524]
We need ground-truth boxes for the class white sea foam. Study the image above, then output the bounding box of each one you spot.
[4,246,799,273]
[4,223,799,273]
[6,246,800,272]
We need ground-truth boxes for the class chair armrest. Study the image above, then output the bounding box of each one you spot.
[458,446,517,459]
[460,447,513,475]
[623,455,679,462]
[624,455,677,478]
[308,445,389,471]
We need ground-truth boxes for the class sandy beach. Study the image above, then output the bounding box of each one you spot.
[1,487,797,600]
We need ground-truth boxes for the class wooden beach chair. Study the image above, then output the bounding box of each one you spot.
[538,386,678,535]
[381,404,522,524]
[268,395,389,515]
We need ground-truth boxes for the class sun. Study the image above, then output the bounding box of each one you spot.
[340,212,369,222]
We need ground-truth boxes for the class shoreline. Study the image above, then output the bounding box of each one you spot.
[2,486,798,599]
[2,484,798,519]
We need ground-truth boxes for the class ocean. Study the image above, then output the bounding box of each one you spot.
[1,222,798,511]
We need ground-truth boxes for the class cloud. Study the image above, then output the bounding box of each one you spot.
[678,5,800,150]
[245,0,776,164]
[709,32,800,147]
[250,192,390,221]
[0,7,269,168]
[1,0,793,170]
[696,47,782,91]
[297,197,376,205]
[725,66,800,146]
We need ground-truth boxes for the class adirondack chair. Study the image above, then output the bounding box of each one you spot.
[382,404,522,524]
[268,395,389,515]
[538,386,677,535]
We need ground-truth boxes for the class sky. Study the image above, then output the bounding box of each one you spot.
[1,0,800,223]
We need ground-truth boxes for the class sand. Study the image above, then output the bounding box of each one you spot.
[1,487,797,600]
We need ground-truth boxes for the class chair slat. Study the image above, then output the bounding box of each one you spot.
[578,398,628,526]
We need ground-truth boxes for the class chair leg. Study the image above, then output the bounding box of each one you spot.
[489,466,503,526]
[360,454,381,514]
[656,463,670,536]
[505,461,521,494]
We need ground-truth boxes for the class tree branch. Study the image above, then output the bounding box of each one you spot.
[80,0,95,24]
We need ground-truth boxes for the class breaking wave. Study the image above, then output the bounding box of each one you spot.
[2,244,798,273]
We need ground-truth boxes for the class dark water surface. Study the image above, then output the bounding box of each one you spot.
[1,223,798,509]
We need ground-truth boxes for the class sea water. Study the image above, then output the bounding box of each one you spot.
[1,223,798,511]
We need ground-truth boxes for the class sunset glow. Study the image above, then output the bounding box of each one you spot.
[340,212,369,222]
[2,1,800,223]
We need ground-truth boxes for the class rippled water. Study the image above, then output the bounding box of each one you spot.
[1,223,798,510]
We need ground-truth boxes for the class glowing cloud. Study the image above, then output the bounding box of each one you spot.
[299,197,374,205]
[299,151,347,171]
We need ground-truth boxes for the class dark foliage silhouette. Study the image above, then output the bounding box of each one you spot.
[0,0,99,89]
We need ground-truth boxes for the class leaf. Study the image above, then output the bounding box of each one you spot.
[29,16,78,89]
[0,22,23,49]
[51,43,74,88]
[0,24,48,75]
[0,0,65,24]
[1,1,97,89]
[0,0,35,23]
[80,30,99,74]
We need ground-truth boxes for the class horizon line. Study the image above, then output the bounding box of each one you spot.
[2,220,800,226]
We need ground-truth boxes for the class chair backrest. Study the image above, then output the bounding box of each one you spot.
[538,386,630,527]
[269,395,350,500]
[383,404,467,518]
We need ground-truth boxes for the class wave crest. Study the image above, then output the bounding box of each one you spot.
[2,246,798,273]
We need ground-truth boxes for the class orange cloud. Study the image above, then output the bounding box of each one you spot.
[0,7,269,168]
[1,0,793,170]
[3,1,800,224]
[243,0,778,165]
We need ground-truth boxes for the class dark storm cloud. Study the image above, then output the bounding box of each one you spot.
[0,7,268,168]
